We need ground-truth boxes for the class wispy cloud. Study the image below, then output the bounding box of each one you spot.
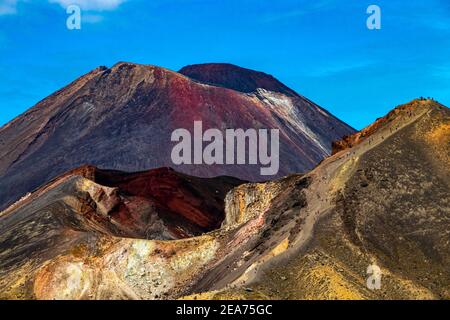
[82,13,104,24]
[0,0,127,16]
[431,63,450,79]
[390,0,450,33]
[307,60,375,77]
[49,0,126,11]
[420,0,450,31]
[261,0,338,23]
[419,16,450,32]
[0,0,18,15]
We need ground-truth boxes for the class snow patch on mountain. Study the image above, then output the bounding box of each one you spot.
[255,89,329,155]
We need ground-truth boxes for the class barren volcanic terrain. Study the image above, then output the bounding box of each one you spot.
[1,99,448,300]
[0,62,354,211]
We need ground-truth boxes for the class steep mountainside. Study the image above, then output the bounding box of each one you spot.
[1,99,448,300]
[0,62,354,210]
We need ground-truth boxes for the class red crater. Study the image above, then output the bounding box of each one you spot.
[61,166,244,239]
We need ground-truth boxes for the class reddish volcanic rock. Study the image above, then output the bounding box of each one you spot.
[92,167,243,236]
[0,165,243,240]
[331,100,428,155]
[0,62,354,210]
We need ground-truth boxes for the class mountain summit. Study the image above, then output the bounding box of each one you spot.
[179,63,298,96]
[0,62,354,210]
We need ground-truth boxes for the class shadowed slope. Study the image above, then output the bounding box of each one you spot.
[179,63,298,96]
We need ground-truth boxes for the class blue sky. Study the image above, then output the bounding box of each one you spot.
[0,0,449,129]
